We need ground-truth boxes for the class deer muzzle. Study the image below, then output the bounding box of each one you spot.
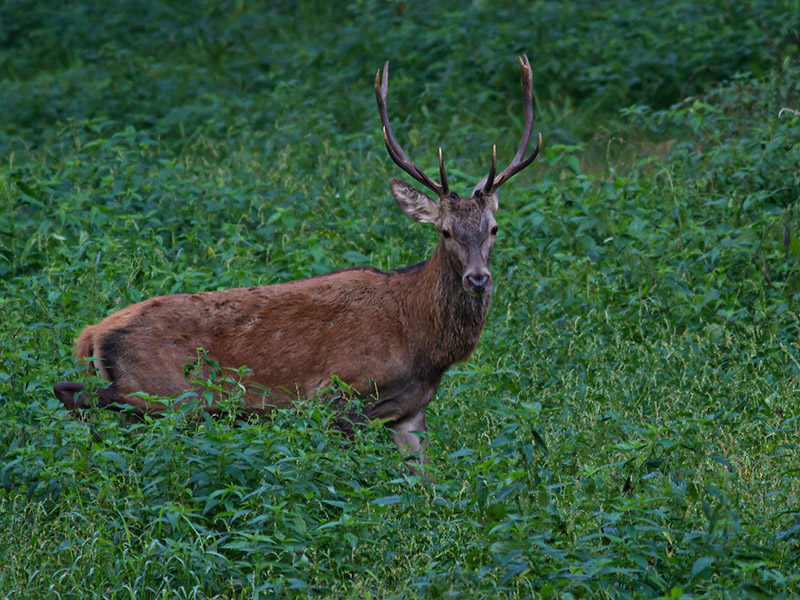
[464,272,492,296]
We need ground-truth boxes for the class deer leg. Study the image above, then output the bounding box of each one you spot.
[389,409,428,474]
[53,382,87,410]
[54,381,131,412]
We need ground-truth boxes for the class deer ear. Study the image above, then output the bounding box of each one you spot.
[390,179,440,223]
[471,178,499,214]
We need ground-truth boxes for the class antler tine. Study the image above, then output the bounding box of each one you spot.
[487,54,542,193]
[481,145,497,194]
[512,55,534,163]
[375,62,446,196]
[438,148,449,196]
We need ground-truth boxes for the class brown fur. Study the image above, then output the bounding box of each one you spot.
[57,238,490,422]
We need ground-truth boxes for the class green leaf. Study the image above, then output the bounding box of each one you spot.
[371,495,402,506]
[448,447,474,458]
[343,250,370,263]
[288,578,308,589]
[700,288,720,307]
[100,451,127,472]
[531,428,548,455]
[14,179,42,202]
[500,560,529,585]
[789,233,800,257]
[566,155,581,174]
[690,556,715,579]
[711,454,735,474]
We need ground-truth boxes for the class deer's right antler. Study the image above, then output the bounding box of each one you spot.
[375,62,450,198]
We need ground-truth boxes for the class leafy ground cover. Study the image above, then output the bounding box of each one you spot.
[1,1,799,598]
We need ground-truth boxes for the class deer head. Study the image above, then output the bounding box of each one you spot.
[375,55,541,297]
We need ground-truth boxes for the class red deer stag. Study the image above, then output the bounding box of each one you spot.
[54,56,541,470]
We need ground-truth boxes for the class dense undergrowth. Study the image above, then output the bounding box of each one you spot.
[1,1,799,598]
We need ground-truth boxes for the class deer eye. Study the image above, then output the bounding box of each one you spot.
[441,229,451,238]
[491,225,498,235]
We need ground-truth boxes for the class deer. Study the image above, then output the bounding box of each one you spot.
[54,55,541,472]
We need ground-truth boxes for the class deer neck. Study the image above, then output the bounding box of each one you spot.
[398,241,491,369]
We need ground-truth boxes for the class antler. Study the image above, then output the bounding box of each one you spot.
[375,62,449,197]
[482,55,542,195]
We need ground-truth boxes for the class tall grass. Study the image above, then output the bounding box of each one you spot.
[1,1,799,598]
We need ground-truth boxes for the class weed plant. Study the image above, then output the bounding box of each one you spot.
[1,1,799,598]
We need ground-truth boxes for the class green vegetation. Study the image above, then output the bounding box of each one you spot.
[1,1,799,598]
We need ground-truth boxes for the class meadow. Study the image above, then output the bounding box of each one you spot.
[1,1,799,598]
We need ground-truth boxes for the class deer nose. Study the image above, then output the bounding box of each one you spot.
[465,273,492,295]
